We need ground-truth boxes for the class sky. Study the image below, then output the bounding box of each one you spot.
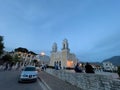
[0,0,120,62]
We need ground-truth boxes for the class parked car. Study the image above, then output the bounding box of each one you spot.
[18,66,38,83]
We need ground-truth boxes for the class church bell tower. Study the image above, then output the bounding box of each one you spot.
[62,39,70,52]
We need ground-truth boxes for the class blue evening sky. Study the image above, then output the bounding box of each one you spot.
[0,0,120,62]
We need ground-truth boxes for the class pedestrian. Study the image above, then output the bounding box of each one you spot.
[41,64,46,71]
[85,62,94,73]
[4,62,8,70]
[74,63,82,73]
[44,64,47,70]
[9,62,14,70]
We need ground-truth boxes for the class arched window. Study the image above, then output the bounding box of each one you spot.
[54,61,56,66]
[57,61,58,65]
[59,61,61,67]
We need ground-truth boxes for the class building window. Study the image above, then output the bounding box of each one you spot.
[59,61,61,67]
[54,61,56,66]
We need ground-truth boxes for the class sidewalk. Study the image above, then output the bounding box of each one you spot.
[38,71,82,90]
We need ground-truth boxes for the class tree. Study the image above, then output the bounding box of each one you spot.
[2,54,22,64]
[0,36,4,56]
[2,54,12,63]
[33,59,38,63]
[12,54,21,63]
[33,59,39,66]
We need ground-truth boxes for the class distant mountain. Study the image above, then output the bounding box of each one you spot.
[90,62,102,66]
[102,56,120,66]
[80,61,102,66]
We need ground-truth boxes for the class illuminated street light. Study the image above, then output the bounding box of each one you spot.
[40,52,45,56]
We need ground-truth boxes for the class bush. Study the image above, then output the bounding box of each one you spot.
[2,54,12,62]
[117,66,120,77]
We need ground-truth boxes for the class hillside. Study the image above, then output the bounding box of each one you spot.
[102,56,120,66]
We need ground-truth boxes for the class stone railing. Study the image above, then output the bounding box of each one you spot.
[46,69,120,90]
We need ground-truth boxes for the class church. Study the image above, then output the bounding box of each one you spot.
[49,39,78,69]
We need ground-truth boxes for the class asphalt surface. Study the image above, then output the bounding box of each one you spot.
[0,70,44,90]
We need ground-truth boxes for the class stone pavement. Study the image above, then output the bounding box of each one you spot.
[38,71,82,90]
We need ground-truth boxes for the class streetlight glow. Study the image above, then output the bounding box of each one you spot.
[40,52,45,56]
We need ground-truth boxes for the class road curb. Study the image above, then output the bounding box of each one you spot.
[38,77,52,90]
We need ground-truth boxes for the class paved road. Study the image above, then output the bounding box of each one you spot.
[0,71,44,90]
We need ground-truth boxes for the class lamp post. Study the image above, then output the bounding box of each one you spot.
[40,52,46,66]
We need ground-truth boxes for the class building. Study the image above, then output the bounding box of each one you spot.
[103,62,118,71]
[49,39,78,69]
[13,51,36,65]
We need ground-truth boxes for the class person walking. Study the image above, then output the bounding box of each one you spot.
[4,62,8,70]
[9,62,14,70]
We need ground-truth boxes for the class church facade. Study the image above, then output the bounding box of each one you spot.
[49,39,78,68]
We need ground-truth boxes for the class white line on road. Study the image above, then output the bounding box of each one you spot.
[38,79,51,90]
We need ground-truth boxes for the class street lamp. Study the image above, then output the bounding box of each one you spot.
[40,52,45,56]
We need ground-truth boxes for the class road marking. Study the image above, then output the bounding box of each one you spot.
[38,79,51,90]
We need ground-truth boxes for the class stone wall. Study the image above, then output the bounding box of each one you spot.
[46,69,120,90]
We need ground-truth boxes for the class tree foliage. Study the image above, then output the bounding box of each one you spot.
[0,36,4,56]
[2,54,21,63]
[33,59,39,66]
[2,54,12,62]
[12,54,21,63]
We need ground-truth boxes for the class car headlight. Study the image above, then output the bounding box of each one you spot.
[21,74,28,77]
[33,75,36,77]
